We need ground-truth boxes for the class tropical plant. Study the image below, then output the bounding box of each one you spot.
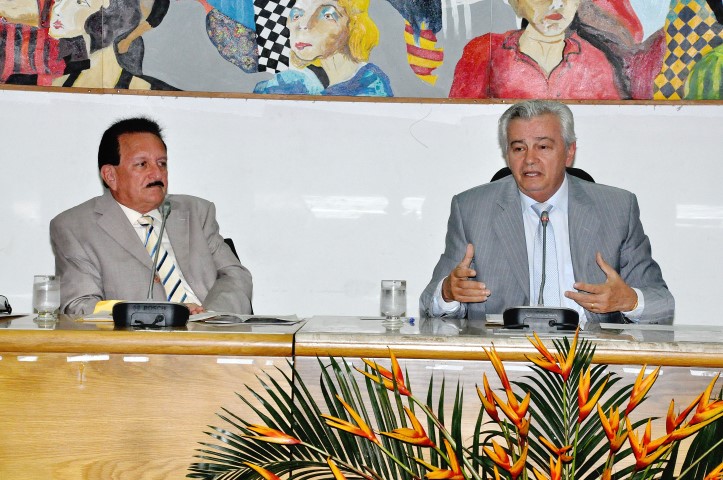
[188,329,723,480]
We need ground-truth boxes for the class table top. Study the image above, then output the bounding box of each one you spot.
[0,314,302,356]
[295,316,723,367]
[1,314,721,366]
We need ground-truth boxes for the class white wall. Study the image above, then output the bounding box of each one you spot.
[0,90,720,325]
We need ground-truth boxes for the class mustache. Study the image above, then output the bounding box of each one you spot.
[145,181,165,188]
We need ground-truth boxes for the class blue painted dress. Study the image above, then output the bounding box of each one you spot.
[254,63,394,97]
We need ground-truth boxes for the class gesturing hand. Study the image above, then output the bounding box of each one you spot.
[441,244,490,303]
[564,252,638,314]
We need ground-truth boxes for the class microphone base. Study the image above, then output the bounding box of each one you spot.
[112,301,190,328]
[502,306,579,332]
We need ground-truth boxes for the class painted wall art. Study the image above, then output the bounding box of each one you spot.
[1,0,721,99]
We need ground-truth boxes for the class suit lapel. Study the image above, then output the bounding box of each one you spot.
[165,196,191,277]
[493,179,529,296]
[96,190,153,268]
[568,178,601,282]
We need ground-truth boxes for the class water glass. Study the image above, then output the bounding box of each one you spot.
[380,280,406,321]
[32,275,60,319]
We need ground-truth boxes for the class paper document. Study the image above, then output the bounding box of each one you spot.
[190,312,301,325]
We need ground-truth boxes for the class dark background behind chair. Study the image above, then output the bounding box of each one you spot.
[491,167,595,183]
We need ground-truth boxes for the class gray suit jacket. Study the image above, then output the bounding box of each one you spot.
[419,175,674,326]
[50,190,253,315]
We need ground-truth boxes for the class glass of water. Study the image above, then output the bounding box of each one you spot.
[32,275,60,319]
[380,280,406,328]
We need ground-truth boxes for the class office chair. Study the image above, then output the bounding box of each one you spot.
[490,167,595,183]
[223,238,253,314]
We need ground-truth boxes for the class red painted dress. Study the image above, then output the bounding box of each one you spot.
[449,29,621,100]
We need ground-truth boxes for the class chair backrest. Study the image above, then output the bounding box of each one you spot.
[224,238,240,260]
[223,238,253,314]
[490,167,595,183]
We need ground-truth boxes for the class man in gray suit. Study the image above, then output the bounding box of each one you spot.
[420,100,673,327]
[50,117,252,315]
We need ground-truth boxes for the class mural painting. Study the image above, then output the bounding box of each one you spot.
[1,0,721,99]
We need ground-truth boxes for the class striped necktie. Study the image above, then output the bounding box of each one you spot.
[532,203,560,306]
[138,215,189,303]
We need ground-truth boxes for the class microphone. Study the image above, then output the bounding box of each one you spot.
[147,200,172,299]
[501,207,578,332]
[113,199,190,328]
[537,210,549,306]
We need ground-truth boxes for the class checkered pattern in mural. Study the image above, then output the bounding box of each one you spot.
[653,0,723,100]
[254,0,294,73]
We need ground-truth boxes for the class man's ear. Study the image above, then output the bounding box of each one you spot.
[565,142,577,166]
[100,165,116,190]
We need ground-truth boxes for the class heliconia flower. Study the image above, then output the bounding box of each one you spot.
[244,462,282,480]
[425,439,465,479]
[380,406,435,447]
[477,373,500,422]
[483,344,524,414]
[244,424,301,445]
[526,328,578,382]
[640,419,670,454]
[597,404,628,453]
[321,395,379,444]
[558,328,579,382]
[518,417,531,440]
[326,457,347,480]
[668,410,723,442]
[357,351,412,396]
[703,461,723,480]
[626,418,672,470]
[547,455,563,480]
[689,373,723,425]
[601,468,612,480]
[538,436,573,463]
[492,390,530,429]
[484,440,528,480]
[666,393,703,434]
[625,365,660,416]
[494,466,503,480]
[578,368,608,423]
[526,332,562,376]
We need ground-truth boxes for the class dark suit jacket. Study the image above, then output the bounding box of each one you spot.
[419,175,674,326]
[50,190,253,315]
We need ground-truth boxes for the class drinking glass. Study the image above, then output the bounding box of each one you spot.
[32,275,60,319]
[380,280,406,328]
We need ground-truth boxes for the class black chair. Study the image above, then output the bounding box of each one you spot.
[491,166,595,183]
[223,238,253,314]
[224,238,240,260]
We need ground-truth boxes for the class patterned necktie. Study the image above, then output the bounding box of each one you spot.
[138,215,188,303]
[532,203,560,306]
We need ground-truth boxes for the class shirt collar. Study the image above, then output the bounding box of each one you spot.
[116,200,161,225]
[519,173,569,214]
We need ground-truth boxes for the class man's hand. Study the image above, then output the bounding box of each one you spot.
[564,252,638,314]
[441,244,490,303]
[185,303,205,315]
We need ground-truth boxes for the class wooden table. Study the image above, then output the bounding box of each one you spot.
[0,315,301,479]
[1,314,720,478]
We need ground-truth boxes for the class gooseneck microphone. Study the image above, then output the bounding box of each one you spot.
[537,210,549,306]
[147,200,172,300]
[112,199,190,328]
[501,207,578,332]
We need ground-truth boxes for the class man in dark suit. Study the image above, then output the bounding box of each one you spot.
[419,100,673,327]
[50,117,252,315]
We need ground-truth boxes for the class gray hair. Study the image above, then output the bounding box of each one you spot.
[498,100,577,153]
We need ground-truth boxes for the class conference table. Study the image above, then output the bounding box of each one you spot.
[0,314,720,479]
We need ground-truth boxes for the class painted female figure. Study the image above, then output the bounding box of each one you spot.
[49,0,176,89]
[449,0,626,99]
[254,0,393,96]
